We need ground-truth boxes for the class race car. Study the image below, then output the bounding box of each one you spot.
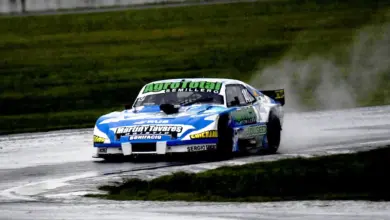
[92,78,284,160]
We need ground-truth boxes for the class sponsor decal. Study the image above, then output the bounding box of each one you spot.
[275,89,285,99]
[190,130,218,139]
[142,81,222,94]
[133,120,169,125]
[115,125,183,135]
[240,125,267,138]
[129,135,162,140]
[93,135,106,143]
[231,107,257,125]
[187,144,217,152]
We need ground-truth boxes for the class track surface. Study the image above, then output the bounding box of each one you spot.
[1,105,390,219]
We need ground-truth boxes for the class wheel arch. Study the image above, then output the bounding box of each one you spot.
[266,104,284,127]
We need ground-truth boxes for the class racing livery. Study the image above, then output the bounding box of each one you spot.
[93,78,284,160]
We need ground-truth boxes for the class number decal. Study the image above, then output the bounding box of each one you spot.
[242,89,254,103]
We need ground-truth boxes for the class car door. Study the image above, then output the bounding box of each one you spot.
[225,84,259,127]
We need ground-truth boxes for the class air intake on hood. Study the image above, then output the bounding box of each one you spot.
[159,103,180,114]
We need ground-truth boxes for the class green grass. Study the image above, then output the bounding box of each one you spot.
[87,145,390,202]
[1,0,390,134]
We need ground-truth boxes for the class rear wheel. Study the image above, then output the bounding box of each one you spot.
[266,112,281,154]
[216,114,234,158]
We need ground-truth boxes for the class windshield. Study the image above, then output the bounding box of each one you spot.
[133,91,224,107]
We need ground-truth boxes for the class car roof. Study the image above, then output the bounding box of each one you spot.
[147,78,245,85]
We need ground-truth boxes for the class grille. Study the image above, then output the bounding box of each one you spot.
[132,143,156,152]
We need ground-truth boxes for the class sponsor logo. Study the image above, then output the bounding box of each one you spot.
[231,107,257,125]
[129,135,162,140]
[275,89,284,99]
[187,144,217,152]
[133,120,169,125]
[142,81,222,94]
[115,125,183,135]
[93,135,106,143]
[240,125,267,138]
[190,130,218,139]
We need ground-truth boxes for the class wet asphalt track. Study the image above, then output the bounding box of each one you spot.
[1,105,390,220]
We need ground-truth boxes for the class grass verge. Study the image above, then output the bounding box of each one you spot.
[1,0,390,134]
[87,146,390,202]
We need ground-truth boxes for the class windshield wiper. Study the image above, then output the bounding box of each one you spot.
[181,97,214,106]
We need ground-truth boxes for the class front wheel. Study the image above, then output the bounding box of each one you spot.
[266,112,281,154]
[99,155,126,163]
[216,114,234,158]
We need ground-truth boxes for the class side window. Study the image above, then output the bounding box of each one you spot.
[225,85,247,107]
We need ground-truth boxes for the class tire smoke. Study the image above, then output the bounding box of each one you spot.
[249,16,390,151]
[250,21,390,113]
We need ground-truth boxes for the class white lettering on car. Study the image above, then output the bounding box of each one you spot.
[187,144,217,152]
[115,125,183,135]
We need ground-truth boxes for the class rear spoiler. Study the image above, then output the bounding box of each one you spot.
[259,89,285,106]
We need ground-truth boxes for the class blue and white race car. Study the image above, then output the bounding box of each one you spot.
[93,78,284,160]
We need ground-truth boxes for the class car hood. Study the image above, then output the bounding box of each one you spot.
[95,104,229,138]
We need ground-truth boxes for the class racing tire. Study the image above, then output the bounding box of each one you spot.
[100,155,125,163]
[216,114,234,158]
[266,111,281,154]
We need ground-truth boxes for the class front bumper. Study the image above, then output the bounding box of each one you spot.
[93,139,218,158]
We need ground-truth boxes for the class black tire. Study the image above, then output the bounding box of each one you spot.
[100,155,125,163]
[216,114,234,157]
[266,111,281,154]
